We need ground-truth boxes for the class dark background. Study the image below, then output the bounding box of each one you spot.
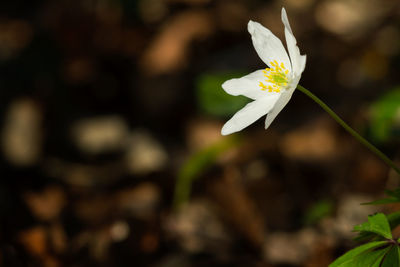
[0,0,400,266]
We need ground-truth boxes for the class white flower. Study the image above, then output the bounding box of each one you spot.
[221,8,306,135]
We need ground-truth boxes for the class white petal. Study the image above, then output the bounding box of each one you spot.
[281,8,306,77]
[248,20,292,73]
[221,94,280,135]
[264,85,296,129]
[222,69,273,100]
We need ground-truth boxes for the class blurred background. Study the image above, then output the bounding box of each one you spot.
[0,0,400,266]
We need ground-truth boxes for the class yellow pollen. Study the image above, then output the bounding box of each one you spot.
[259,82,267,90]
[259,60,290,92]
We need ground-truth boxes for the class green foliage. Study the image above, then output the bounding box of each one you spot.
[381,246,400,267]
[369,87,400,143]
[329,241,388,267]
[173,136,241,208]
[354,211,400,242]
[353,213,393,242]
[303,199,334,225]
[353,213,392,239]
[350,246,390,267]
[330,213,400,267]
[363,188,400,205]
[196,72,250,117]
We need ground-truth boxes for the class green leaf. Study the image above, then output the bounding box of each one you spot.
[354,212,400,242]
[329,241,388,267]
[363,188,400,205]
[381,245,400,267]
[196,72,250,117]
[353,231,380,242]
[348,246,390,267]
[369,87,400,143]
[353,213,392,239]
[397,246,400,265]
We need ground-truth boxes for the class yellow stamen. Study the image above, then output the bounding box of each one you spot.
[259,81,267,90]
[259,60,290,92]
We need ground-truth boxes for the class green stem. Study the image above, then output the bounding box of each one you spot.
[296,84,400,175]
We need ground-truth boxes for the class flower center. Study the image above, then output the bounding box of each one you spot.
[259,60,290,93]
